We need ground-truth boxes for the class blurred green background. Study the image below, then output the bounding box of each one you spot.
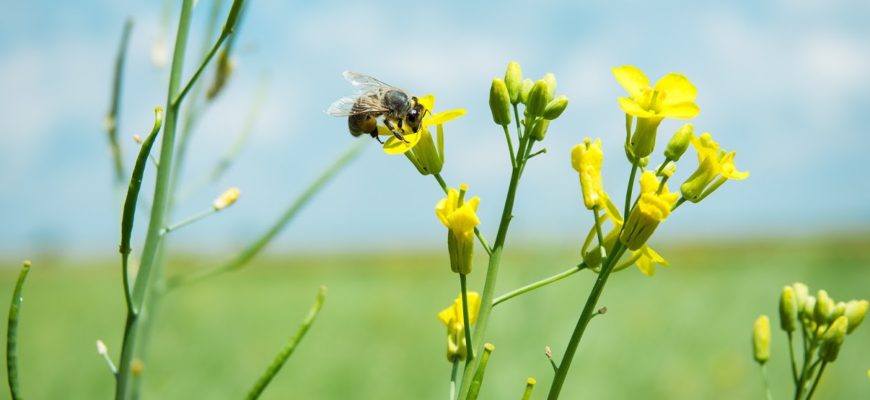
[2,237,868,399]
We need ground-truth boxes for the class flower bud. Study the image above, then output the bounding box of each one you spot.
[408,128,443,175]
[664,123,693,161]
[489,78,512,126]
[792,283,809,310]
[529,118,550,142]
[542,73,557,99]
[779,286,798,333]
[752,315,771,364]
[212,187,241,211]
[814,289,835,325]
[505,61,523,104]
[657,161,677,178]
[526,80,550,117]
[543,95,569,120]
[435,186,481,275]
[628,117,663,160]
[844,299,868,334]
[519,79,534,104]
[819,316,848,362]
[802,295,816,322]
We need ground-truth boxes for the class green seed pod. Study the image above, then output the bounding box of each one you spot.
[519,79,534,104]
[844,299,868,334]
[779,286,798,333]
[814,290,834,325]
[526,80,550,117]
[489,78,512,126]
[664,123,694,161]
[542,95,569,120]
[529,118,550,141]
[819,316,848,362]
[752,315,771,364]
[505,61,523,105]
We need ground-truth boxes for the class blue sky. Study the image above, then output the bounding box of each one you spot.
[1,0,869,258]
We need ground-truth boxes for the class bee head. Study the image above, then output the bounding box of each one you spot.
[406,97,428,133]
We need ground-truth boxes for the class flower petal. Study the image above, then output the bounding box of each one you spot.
[383,132,422,154]
[618,97,655,118]
[660,101,700,119]
[654,73,697,105]
[612,65,650,99]
[426,109,466,127]
[417,94,435,111]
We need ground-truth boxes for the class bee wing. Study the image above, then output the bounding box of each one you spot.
[343,71,399,93]
[326,95,390,116]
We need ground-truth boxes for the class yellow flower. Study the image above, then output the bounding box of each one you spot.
[752,315,771,365]
[612,65,700,159]
[680,132,749,202]
[437,291,481,361]
[382,95,465,154]
[435,184,481,274]
[571,138,608,210]
[618,245,669,277]
[620,171,679,250]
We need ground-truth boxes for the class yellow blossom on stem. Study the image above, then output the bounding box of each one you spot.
[680,132,749,202]
[571,138,608,210]
[435,184,481,274]
[382,95,464,154]
[617,245,669,277]
[437,291,481,361]
[612,65,699,159]
[620,171,679,250]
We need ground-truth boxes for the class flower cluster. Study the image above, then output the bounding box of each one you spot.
[753,283,867,397]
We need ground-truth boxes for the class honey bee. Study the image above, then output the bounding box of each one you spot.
[327,71,428,143]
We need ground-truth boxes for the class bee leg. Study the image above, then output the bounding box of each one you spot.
[369,128,384,144]
[383,119,409,143]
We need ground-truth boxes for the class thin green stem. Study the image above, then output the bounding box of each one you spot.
[459,273,474,363]
[432,173,492,256]
[161,207,216,235]
[623,163,638,221]
[449,357,459,400]
[502,125,517,168]
[788,332,799,384]
[6,261,31,400]
[592,207,607,264]
[547,242,627,399]
[794,340,818,400]
[106,18,134,184]
[804,361,827,400]
[525,147,547,161]
[761,365,773,400]
[672,197,687,212]
[172,33,229,108]
[467,343,495,400]
[492,263,586,307]
[513,104,521,141]
[521,378,536,400]
[245,286,326,400]
[116,2,194,398]
[166,142,365,289]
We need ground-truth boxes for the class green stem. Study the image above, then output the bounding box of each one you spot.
[458,140,528,398]
[502,125,517,168]
[672,197,687,212]
[6,261,31,400]
[794,340,818,400]
[788,332,799,384]
[761,365,773,400]
[547,242,627,399]
[460,273,474,363]
[106,18,134,184]
[245,286,326,400]
[432,173,492,256]
[166,142,365,289]
[804,361,827,400]
[623,163,638,221]
[115,2,194,398]
[161,207,217,235]
[521,378,536,400]
[449,358,459,400]
[466,343,495,400]
[492,263,586,307]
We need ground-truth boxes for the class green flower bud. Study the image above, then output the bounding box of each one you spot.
[819,316,848,362]
[489,78,512,126]
[529,118,550,141]
[505,61,523,104]
[543,95,569,120]
[542,73,557,99]
[752,315,771,364]
[519,79,533,104]
[802,295,816,323]
[664,123,694,161]
[779,286,798,333]
[844,299,868,334]
[628,117,663,160]
[832,301,847,320]
[526,80,550,117]
[407,128,443,175]
[792,282,809,311]
[815,290,835,325]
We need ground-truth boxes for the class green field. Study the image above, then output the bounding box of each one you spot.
[2,237,869,399]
